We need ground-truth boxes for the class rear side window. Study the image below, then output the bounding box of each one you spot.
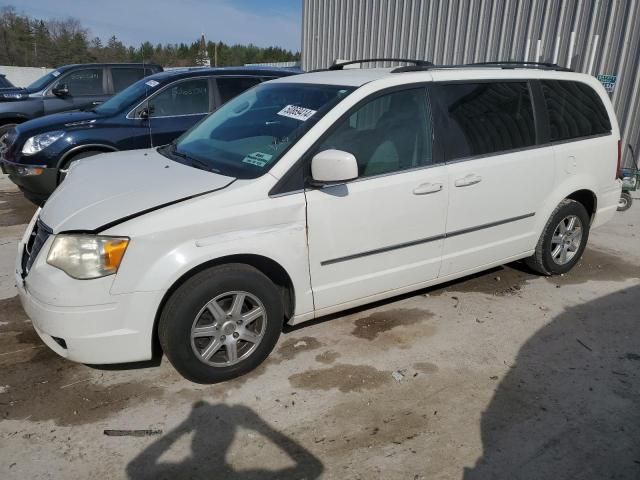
[317,88,433,178]
[540,80,611,142]
[433,82,535,161]
[148,79,210,117]
[112,67,146,92]
[217,77,261,104]
[62,68,104,95]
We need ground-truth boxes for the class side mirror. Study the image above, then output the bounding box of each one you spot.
[310,149,359,185]
[138,105,154,120]
[52,83,69,97]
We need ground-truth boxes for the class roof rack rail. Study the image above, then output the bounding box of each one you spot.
[390,60,572,73]
[328,58,434,70]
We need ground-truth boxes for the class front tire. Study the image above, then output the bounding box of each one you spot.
[526,199,590,275]
[617,192,632,212]
[159,264,283,384]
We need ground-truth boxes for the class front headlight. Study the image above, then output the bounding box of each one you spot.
[47,235,129,279]
[22,131,65,156]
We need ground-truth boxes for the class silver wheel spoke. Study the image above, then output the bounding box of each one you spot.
[201,338,223,360]
[552,235,564,244]
[238,328,260,344]
[192,324,217,337]
[206,301,226,322]
[242,306,264,325]
[551,244,563,259]
[229,293,246,317]
[560,246,568,264]
[566,216,576,231]
[226,341,238,363]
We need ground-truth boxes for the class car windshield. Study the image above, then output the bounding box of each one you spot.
[165,82,355,178]
[27,71,60,91]
[0,75,13,88]
[94,78,158,115]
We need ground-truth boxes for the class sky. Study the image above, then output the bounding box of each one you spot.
[4,0,303,51]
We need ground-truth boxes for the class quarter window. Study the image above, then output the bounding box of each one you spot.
[434,82,535,161]
[148,79,209,117]
[540,80,611,141]
[60,68,104,95]
[317,88,433,178]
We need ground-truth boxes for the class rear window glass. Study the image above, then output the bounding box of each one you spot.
[434,82,536,160]
[540,80,611,142]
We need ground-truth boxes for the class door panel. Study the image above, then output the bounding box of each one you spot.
[434,81,554,276]
[306,169,448,309]
[45,68,107,114]
[305,87,447,310]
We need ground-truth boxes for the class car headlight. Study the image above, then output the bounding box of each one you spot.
[22,131,65,156]
[47,235,129,279]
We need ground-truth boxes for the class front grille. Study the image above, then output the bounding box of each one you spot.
[21,218,52,277]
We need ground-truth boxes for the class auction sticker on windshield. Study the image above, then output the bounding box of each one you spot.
[277,105,317,122]
[145,80,160,87]
[242,151,273,167]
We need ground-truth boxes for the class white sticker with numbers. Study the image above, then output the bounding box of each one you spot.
[277,104,317,122]
[242,151,273,168]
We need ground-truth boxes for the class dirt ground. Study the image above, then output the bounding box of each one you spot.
[1,174,639,480]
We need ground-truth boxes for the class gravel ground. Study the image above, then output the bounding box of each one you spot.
[0,174,639,479]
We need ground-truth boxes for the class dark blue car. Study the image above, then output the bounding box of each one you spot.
[0,66,298,204]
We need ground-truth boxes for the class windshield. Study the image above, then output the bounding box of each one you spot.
[0,76,13,88]
[27,71,61,91]
[94,77,157,115]
[166,82,354,178]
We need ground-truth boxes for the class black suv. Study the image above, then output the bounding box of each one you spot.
[0,74,15,89]
[0,63,162,137]
[1,67,298,204]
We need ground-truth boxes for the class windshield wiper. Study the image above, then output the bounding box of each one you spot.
[165,143,221,174]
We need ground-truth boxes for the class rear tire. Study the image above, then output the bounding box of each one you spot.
[617,192,632,212]
[159,264,283,384]
[525,199,590,275]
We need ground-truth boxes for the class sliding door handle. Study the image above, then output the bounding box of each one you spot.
[454,174,482,187]
[413,182,443,195]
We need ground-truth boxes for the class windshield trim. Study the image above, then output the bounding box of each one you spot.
[172,82,356,179]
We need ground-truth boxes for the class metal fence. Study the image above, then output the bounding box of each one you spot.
[302,0,640,168]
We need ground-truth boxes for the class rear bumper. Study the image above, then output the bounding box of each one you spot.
[592,179,623,228]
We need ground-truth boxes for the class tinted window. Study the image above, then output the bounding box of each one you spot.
[434,82,535,160]
[112,67,146,92]
[148,79,209,117]
[541,80,611,141]
[217,77,261,103]
[318,88,433,178]
[0,75,12,88]
[62,68,104,95]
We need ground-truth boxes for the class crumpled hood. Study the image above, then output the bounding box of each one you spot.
[41,148,234,232]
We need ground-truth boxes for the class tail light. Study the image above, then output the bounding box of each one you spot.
[616,140,622,179]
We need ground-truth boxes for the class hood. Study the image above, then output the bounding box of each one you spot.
[41,148,235,232]
[0,87,30,100]
[16,111,102,137]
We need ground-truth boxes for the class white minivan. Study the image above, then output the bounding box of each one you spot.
[16,60,622,383]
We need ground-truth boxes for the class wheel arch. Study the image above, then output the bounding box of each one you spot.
[566,188,597,223]
[151,254,296,356]
[58,144,119,168]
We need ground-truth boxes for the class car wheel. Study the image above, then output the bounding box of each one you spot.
[526,199,590,275]
[617,192,633,212]
[58,150,104,183]
[158,264,283,384]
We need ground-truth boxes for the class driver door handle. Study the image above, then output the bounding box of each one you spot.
[454,174,482,187]
[413,182,443,195]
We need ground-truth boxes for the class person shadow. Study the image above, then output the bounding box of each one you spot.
[464,285,640,479]
[127,402,324,480]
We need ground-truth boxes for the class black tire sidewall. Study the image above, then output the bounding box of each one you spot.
[159,264,283,384]
[618,192,632,212]
[540,201,590,274]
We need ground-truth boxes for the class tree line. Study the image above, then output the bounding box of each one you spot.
[0,6,300,67]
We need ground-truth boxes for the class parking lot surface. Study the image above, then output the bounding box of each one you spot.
[1,174,639,479]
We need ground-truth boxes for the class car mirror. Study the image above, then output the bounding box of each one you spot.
[138,105,154,119]
[52,83,69,97]
[310,149,359,185]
